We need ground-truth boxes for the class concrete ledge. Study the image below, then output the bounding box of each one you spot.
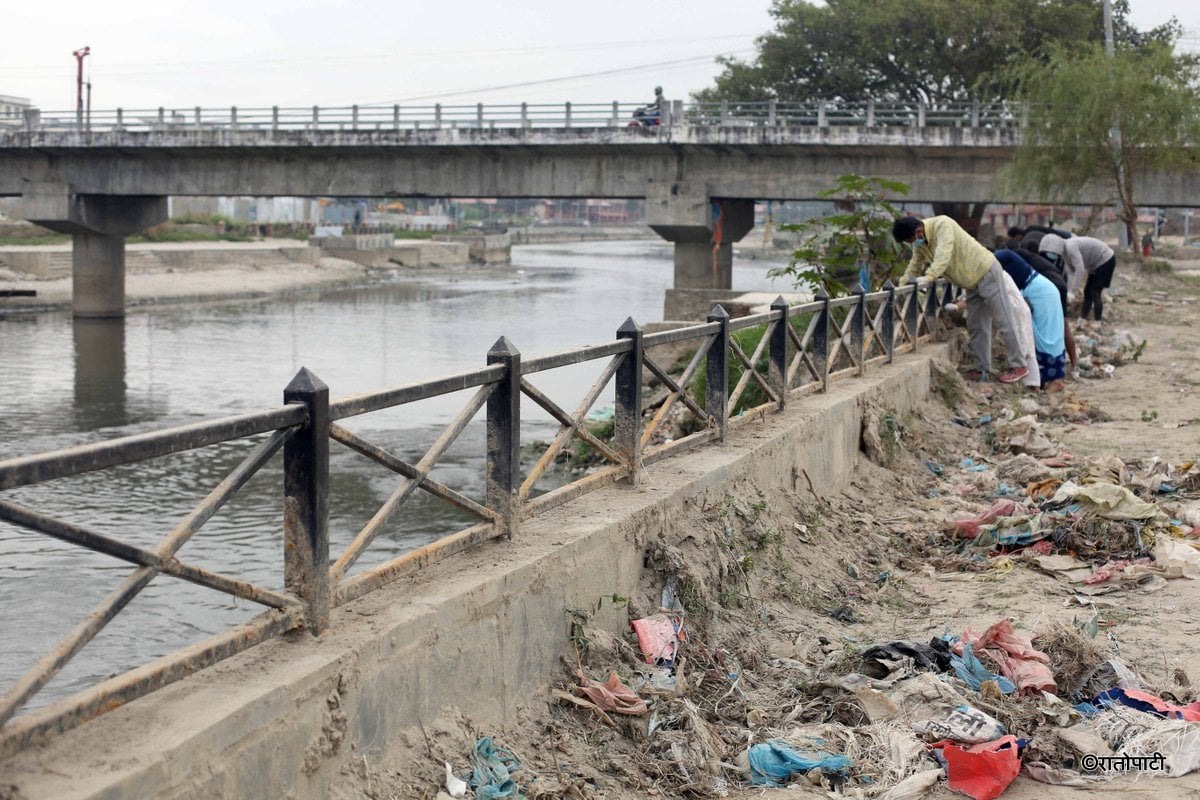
[0,343,950,799]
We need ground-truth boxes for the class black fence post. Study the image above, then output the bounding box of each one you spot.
[706,305,729,441]
[283,367,330,636]
[852,282,866,375]
[906,279,920,351]
[813,287,830,391]
[769,296,789,411]
[883,280,896,363]
[615,317,643,484]
[487,337,521,539]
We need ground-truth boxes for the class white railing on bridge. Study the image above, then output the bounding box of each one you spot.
[2,99,1021,137]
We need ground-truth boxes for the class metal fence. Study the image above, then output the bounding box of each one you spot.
[0,279,954,756]
[3,99,1020,136]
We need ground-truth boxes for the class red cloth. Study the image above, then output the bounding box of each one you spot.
[960,620,1056,695]
[952,500,1024,539]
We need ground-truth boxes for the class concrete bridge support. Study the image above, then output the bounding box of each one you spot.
[646,183,755,319]
[17,188,168,318]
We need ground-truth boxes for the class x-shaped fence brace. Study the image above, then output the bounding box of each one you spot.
[0,281,957,753]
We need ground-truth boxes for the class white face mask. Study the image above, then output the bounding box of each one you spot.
[912,237,926,248]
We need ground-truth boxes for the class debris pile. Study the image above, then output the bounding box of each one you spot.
[416,352,1198,800]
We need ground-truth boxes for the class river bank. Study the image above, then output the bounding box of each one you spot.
[0,240,379,314]
[359,256,1200,800]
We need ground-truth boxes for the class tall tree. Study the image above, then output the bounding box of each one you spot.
[696,0,1178,105]
[1003,41,1200,250]
[696,0,1183,238]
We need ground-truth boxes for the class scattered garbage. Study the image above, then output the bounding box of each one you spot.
[933,735,1022,800]
[631,613,686,666]
[468,738,525,800]
[913,704,1007,744]
[444,761,468,798]
[419,334,1200,800]
[959,620,1056,695]
[744,738,852,786]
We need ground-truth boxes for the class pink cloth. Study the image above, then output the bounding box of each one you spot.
[1119,688,1200,721]
[952,499,1024,539]
[575,671,648,715]
[960,620,1056,695]
[631,614,684,665]
[1083,557,1152,585]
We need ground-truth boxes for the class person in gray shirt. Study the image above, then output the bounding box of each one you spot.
[1038,234,1117,322]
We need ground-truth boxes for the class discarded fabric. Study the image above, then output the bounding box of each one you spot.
[861,639,951,677]
[959,620,1056,695]
[746,739,851,786]
[574,671,649,715]
[631,614,685,666]
[1070,482,1166,521]
[932,736,1021,800]
[994,415,1058,458]
[951,500,1024,539]
[950,643,1016,695]
[913,704,1006,744]
[879,769,943,800]
[1097,688,1200,721]
[468,738,524,800]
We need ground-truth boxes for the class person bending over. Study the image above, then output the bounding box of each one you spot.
[1038,234,1116,322]
[892,215,1029,384]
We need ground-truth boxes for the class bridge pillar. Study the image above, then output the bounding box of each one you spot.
[15,187,167,318]
[646,183,755,319]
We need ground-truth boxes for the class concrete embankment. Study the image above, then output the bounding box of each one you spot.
[0,340,950,800]
[509,225,655,244]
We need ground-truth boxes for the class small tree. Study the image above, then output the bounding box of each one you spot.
[1004,42,1200,251]
[770,174,911,296]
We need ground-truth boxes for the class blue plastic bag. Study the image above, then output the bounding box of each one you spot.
[951,642,1016,694]
[747,739,851,786]
[469,737,524,799]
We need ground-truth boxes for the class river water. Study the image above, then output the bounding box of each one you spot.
[0,240,790,712]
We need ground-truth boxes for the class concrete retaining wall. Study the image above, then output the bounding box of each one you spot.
[0,343,949,799]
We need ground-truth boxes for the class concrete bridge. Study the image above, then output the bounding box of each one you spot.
[2,99,1197,317]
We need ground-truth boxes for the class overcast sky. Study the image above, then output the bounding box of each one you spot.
[2,0,1197,111]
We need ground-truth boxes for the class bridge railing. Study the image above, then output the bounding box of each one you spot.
[4,99,1022,137]
[0,279,952,756]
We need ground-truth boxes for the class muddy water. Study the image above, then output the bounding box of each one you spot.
[0,240,790,711]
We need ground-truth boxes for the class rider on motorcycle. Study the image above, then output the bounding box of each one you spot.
[631,86,666,126]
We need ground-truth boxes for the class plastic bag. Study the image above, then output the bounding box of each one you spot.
[934,736,1021,800]
[746,739,852,786]
[914,704,1006,744]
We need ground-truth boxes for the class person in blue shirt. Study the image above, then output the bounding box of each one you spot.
[995,249,1067,390]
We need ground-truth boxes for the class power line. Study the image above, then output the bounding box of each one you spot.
[353,51,754,105]
[0,33,761,77]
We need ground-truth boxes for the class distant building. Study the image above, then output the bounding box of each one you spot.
[0,93,32,126]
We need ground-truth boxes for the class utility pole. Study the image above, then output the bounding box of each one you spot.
[1103,0,1114,56]
[73,46,90,130]
[1102,0,1130,248]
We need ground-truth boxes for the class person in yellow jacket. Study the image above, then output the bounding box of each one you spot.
[892,215,1030,384]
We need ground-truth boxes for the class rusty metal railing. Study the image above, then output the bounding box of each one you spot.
[0,279,950,756]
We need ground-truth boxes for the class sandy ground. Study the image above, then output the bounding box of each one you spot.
[0,240,380,313]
